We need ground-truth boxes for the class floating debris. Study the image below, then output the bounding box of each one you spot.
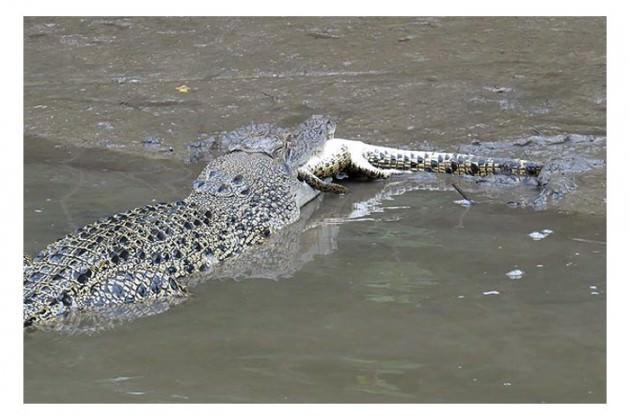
[482,290,500,296]
[102,376,141,383]
[484,86,513,93]
[452,183,475,205]
[529,229,553,240]
[506,269,524,280]
[529,232,547,240]
[176,84,191,93]
[453,199,472,207]
[126,391,145,396]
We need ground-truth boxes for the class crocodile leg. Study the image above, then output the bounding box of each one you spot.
[297,169,349,194]
[296,141,353,194]
[297,139,398,193]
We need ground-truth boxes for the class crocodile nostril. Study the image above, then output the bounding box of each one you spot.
[232,174,243,184]
[217,184,230,194]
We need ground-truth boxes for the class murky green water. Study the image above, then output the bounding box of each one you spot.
[24,17,605,403]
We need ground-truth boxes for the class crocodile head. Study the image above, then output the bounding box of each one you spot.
[191,117,339,210]
[282,115,336,170]
[191,116,336,207]
[217,115,336,170]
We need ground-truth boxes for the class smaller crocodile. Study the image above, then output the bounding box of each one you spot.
[298,138,543,194]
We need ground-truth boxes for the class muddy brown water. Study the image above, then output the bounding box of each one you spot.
[24,17,605,403]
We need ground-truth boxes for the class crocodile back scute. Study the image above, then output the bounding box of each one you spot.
[24,151,302,328]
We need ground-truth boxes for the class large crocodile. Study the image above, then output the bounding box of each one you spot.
[23,116,544,330]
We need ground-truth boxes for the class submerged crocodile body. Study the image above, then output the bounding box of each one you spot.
[24,116,544,330]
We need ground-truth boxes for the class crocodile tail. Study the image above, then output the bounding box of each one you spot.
[362,146,543,177]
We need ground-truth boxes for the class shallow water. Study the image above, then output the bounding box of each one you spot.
[24,17,605,403]
[24,139,606,403]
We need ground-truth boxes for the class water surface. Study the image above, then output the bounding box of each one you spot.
[24,17,606,403]
[24,139,605,403]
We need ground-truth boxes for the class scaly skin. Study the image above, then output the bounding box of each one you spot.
[23,116,336,330]
[24,117,544,330]
[23,153,302,328]
[298,138,543,193]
